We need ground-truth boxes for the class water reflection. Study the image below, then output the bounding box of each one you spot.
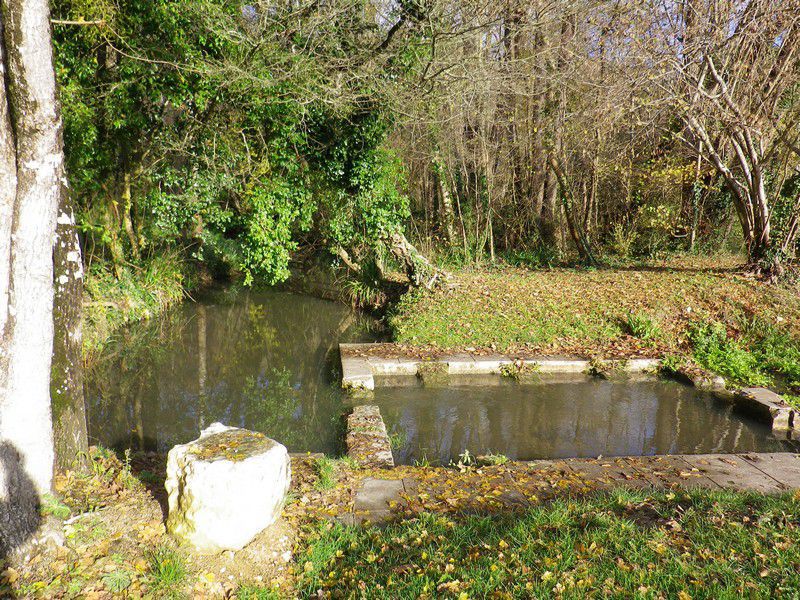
[374,377,794,465]
[85,289,379,453]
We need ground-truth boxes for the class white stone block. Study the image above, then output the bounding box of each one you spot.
[165,423,290,553]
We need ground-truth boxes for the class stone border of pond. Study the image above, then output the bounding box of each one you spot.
[340,342,659,389]
[339,343,798,438]
[343,452,800,525]
[345,405,394,469]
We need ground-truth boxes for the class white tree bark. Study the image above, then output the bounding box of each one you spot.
[0,0,63,501]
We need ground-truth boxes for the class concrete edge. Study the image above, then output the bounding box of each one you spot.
[734,387,795,434]
[345,405,394,468]
[340,343,660,389]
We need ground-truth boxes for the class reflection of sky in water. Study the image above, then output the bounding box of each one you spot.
[85,290,379,453]
[376,378,796,465]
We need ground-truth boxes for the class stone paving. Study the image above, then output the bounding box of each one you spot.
[343,452,800,525]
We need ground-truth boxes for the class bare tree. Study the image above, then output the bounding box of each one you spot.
[651,0,800,275]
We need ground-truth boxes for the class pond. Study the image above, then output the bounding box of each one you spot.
[87,289,795,463]
[85,288,381,454]
[374,376,796,465]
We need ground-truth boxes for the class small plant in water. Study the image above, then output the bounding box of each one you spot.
[389,429,408,450]
[500,360,540,382]
[413,454,432,468]
[451,449,475,471]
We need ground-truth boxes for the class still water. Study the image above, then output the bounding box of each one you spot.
[374,376,795,465]
[85,289,380,454]
[87,290,793,462]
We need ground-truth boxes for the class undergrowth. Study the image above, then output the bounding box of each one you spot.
[83,255,189,357]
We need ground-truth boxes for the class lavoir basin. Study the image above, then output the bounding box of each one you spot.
[87,289,795,464]
[371,375,796,466]
[85,288,381,454]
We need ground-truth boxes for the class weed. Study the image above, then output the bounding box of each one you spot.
[477,452,509,466]
[413,454,432,468]
[65,515,107,544]
[624,311,660,341]
[388,429,408,450]
[451,449,475,471]
[659,354,685,375]
[119,448,138,489]
[146,546,187,594]
[688,321,770,386]
[313,456,338,491]
[40,494,71,520]
[499,361,540,381]
[101,569,131,593]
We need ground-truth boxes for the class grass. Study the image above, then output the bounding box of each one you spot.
[297,489,800,598]
[625,311,661,342]
[83,255,188,357]
[236,586,283,599]
[390,256,800,389]
[146,546,187,595]
[313,456,339,491]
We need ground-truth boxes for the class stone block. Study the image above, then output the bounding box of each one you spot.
[346,405,394,468]
[736,387,794,433]
[165,423,290,553]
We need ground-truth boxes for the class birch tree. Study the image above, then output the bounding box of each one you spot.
[0,0,64,544]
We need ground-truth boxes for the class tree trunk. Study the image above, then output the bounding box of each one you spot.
[0,0,63,552]
[385,231,450,288]
[51,193,88,472]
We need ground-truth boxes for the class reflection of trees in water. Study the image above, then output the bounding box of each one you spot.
[380,382,787,465]
[85,290,376,453]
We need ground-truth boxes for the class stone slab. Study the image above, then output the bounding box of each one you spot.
[346,405,394,468]
[735,388,794,433]
[738,453,800,489]
[622,455,719,489]
[563,457,652,490]
[680,454,783,493]
[368,357,420,376]
[341,357,375,391]
[353,478,405,524]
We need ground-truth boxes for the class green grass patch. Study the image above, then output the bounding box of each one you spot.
[146,545,187,596]
[624,311,661,342]
[688,321,770,386]
[297,489,800,598]
[236,585,283,599]
[313,456,339,491]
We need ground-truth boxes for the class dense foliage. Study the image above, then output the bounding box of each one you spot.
[54,0,412,285]
[54,0,800,291]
